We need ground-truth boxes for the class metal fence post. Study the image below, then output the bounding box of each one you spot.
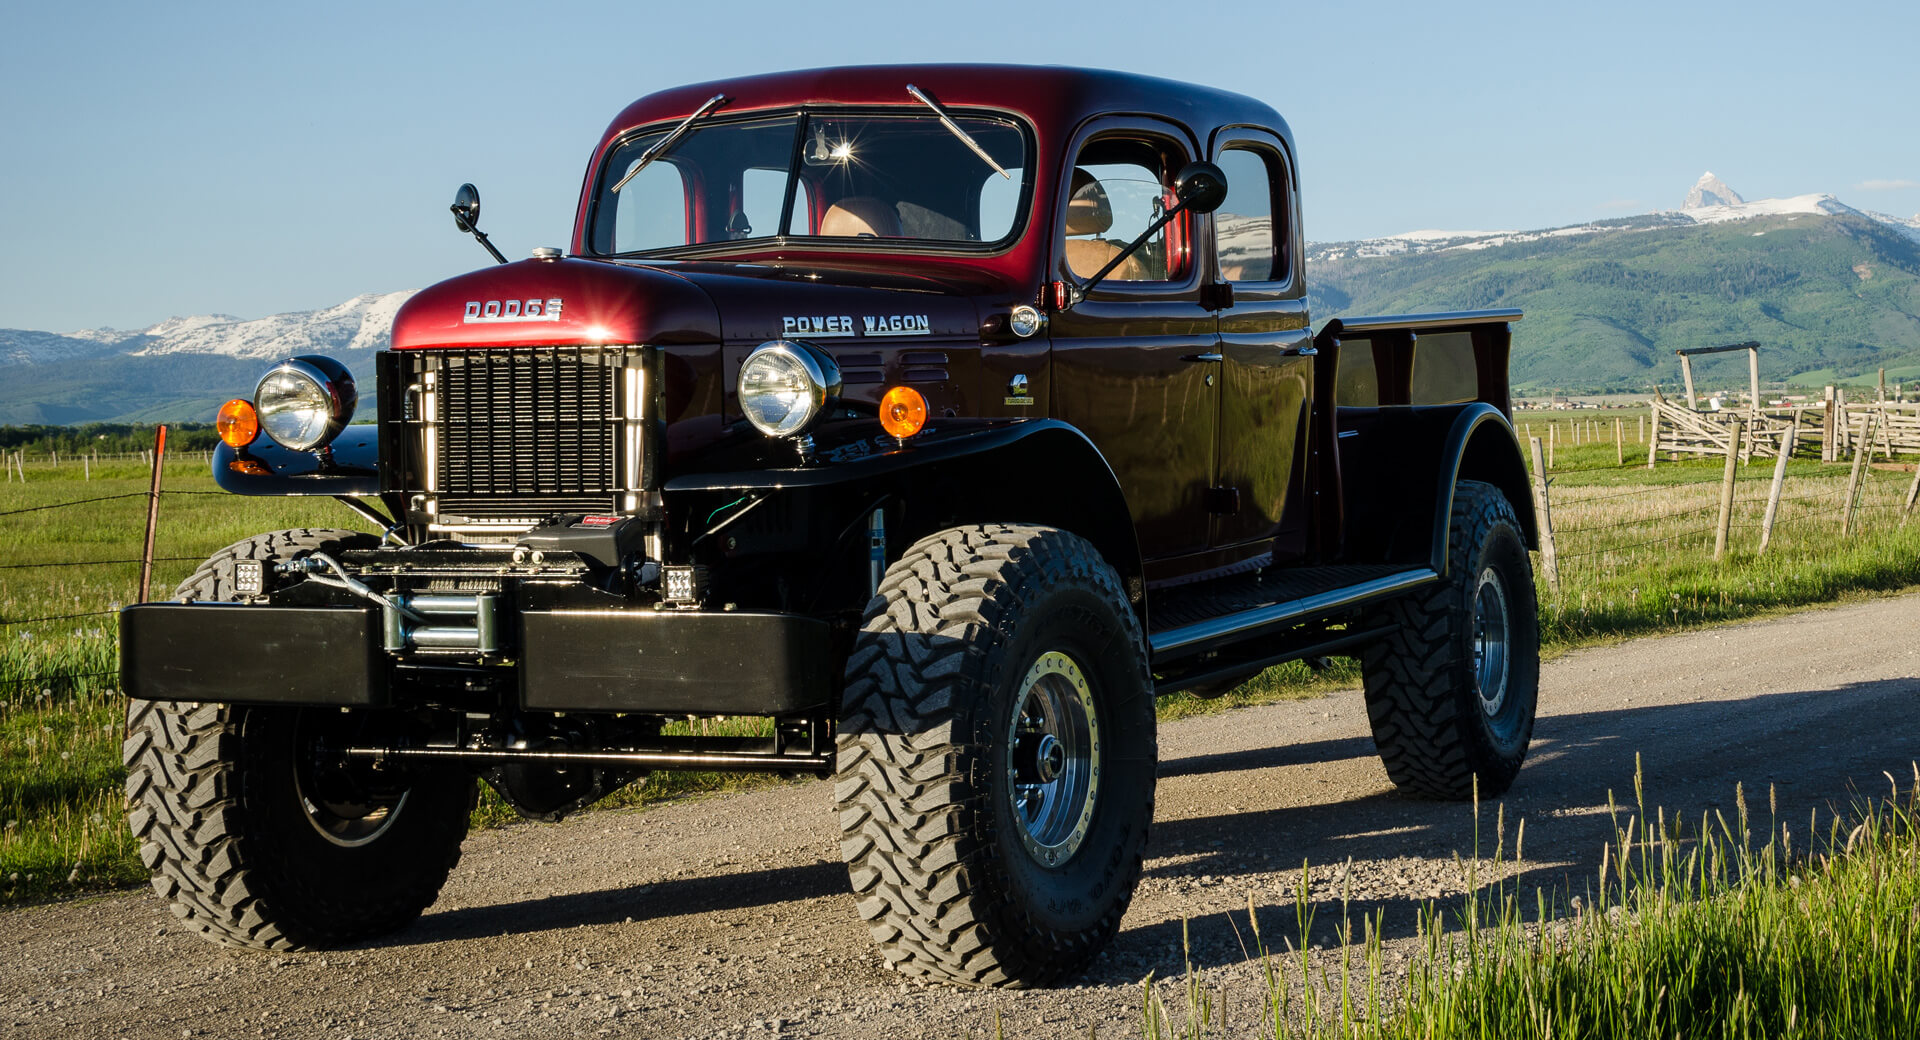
[138,425,169,603]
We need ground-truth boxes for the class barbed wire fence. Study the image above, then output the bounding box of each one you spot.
[0,427,228,704]
[1526,410,1920,597]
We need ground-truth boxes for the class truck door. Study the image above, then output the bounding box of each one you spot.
[1206,131,1313,562]
[1049,121,1218,566]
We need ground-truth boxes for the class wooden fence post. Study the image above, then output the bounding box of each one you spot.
[1903,453,1920,526]
[1529,436,1559,593]
[1548,423,1556,470]
[1615,418,1624,466]
[1715,419,1743,562]
[138,425,169,603]
[1759,425,1796,554]
[1842,413,1875,537]
[1822,386,1837,463]
[1646,405,1662,469]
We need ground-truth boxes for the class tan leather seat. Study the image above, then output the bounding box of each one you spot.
[820,196,903,238]
[1063,169,1146,281]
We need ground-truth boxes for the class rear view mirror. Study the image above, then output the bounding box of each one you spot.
[1173,162,1228,215]
[451,183,482,233]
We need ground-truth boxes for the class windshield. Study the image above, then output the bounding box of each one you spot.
[588,111,1029,256]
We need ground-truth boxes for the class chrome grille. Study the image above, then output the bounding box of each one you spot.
[402,348,640,524]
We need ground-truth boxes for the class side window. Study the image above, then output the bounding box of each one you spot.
[1213,146,1287,283]
[611,163,690,250]
[1063,137,1188,283]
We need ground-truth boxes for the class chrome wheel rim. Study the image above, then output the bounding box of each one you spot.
[1006,650,1101,866]
[1473,566,1512,718]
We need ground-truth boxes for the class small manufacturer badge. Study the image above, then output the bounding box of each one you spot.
[464,298,564,324]
[1004,372,1033,406]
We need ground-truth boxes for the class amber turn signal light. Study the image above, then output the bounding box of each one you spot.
[878,386,927,440]
[216,398,260,448]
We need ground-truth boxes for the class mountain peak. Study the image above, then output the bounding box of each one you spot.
[1684,171,1746,210]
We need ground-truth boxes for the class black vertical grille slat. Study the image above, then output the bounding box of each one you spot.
[421,349,625,520]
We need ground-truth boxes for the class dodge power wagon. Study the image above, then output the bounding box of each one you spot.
[121,65,1540,987]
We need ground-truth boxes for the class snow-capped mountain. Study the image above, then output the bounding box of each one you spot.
[1310,175,1920,264]
[0,290,416,367]
[1683,171,1745,209]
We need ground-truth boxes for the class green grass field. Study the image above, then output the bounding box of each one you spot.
[5,428,1920,908]
[1143,766,1920,1039]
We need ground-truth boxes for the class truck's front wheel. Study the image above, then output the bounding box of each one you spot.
[835,525,1155,987]
[1360,482,1539,799]
[123,529,475,950]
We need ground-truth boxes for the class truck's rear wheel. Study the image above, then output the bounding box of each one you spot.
[835,525,1155,987]
[1360,482,1539,799]
[123,529,475,950]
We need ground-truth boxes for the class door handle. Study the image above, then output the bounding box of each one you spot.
[1283,346,1319,357]
[1182,353,1224,363]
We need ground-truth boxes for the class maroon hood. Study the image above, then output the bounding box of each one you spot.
[390,258,721,349]
[391,256,1012,351]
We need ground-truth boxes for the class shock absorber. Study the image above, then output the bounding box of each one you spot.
[867,507,886,597]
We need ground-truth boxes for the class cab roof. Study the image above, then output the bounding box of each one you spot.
[594,64,1291,157]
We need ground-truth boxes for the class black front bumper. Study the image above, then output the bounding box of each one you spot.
[120,603,834,715]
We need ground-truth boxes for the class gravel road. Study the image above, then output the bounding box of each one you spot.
[6,593,1918,1039]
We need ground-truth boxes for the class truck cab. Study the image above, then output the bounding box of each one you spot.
[119,65,1540,988]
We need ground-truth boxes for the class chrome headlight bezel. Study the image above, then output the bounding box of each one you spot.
[736,340,843,438]
[253,355,357,452]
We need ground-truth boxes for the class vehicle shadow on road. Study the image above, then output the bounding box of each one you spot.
[377,677,1913,965]
[1100,676,1919,978]
[396,859,849,947]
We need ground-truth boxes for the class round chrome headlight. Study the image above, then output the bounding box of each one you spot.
[737,341,842,438]
[253,356,356,451]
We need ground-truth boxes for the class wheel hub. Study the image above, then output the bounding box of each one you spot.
[1472,566,1512,718]
[294,713,410,848]
[1005,650,1101,867]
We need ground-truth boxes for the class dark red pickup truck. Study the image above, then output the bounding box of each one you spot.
[120,64,1538,987]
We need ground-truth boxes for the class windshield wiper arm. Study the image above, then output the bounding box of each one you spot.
[906,84,1010,180]
[611,93,729,192]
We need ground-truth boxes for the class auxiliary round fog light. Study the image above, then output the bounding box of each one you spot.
[879,386,928,440]
[216,399,260,448]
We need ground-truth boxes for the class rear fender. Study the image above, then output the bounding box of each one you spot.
[1338,403,1535,574]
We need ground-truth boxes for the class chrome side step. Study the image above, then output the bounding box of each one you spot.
[1148,568,1437,660]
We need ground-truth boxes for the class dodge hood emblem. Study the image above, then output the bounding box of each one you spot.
[465,298,564,324]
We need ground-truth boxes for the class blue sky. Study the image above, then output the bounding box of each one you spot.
[2,0,1915,331]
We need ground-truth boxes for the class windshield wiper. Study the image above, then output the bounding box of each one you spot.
[611,93,729,192]
[906,84,1010,180]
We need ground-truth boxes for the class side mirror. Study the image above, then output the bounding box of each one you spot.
[1059,162,1231,308]
[1173,161,1229,215]
[449,183,507,265]
[451,183,482,233]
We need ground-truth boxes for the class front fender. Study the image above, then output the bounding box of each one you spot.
[666,418,1145,612]
[213,426,380,496]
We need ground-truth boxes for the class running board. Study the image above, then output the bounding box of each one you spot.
[1148,567,1437,661]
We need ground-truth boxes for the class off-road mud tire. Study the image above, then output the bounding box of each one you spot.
[835,524,1156,987]
[123,529,475,950]
[1361,482,1539,799]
